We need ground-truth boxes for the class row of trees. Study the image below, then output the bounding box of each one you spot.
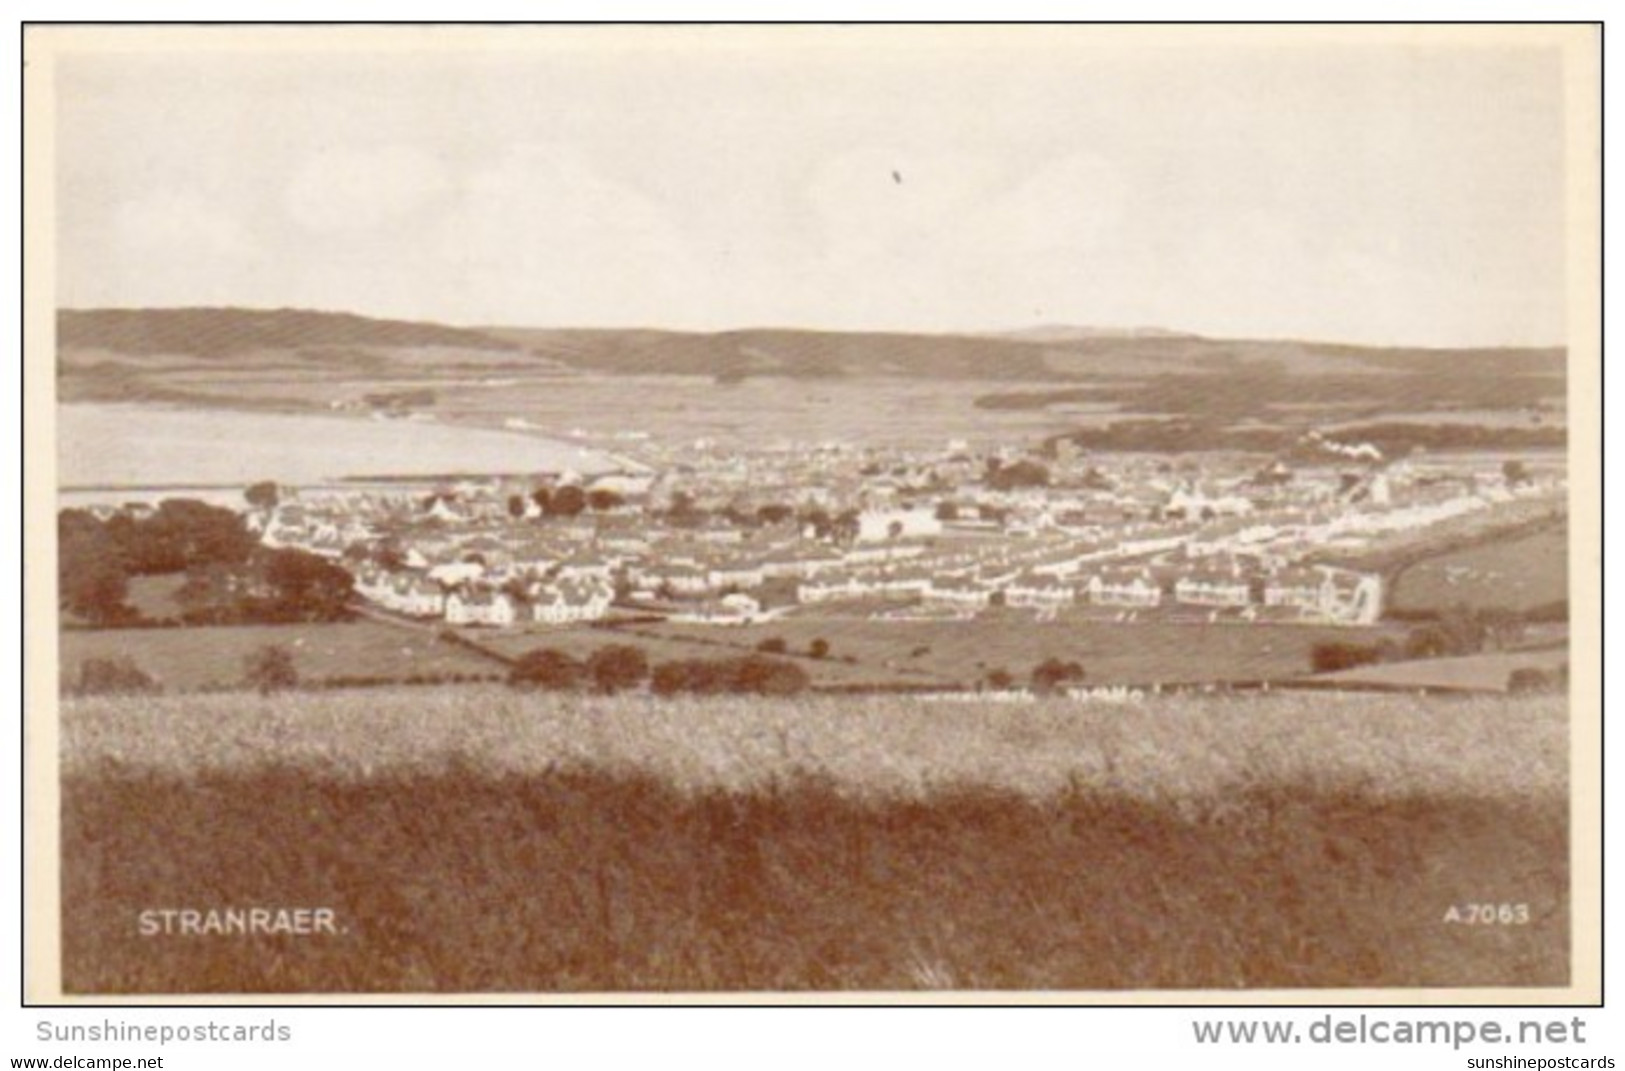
[754,636,832,659]
[508,644,812,697]
[984,458,1051,491]
[976,658,1088,694]
[505,486,625,519]
[172,548,355,625]
[1310,606,1534,674]
[64,644,300,698]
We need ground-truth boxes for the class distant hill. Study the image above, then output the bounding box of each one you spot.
[58,306,1566,384]
[485,325,1565,382]
[987,324,1202,343]
[485,326,1060,380]
[58,307,519,358]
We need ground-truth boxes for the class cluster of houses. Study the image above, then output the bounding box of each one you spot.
[353,565,613,627]
[802,555,1380,624]
[234,439,1560,633]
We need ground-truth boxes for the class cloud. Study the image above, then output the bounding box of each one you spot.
[966,152,1127,255]
[284,145,450,232]
[76,190,266,307]
[427,144,707,324]
[112,190,259,262]
[803,147,1005,266]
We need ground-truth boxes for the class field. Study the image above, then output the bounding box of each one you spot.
[123,574,186,620]
[61,621,503,692]
[59,688,1568,993]
[472,624,895,688]
[63,610,1403,696]
[1390,523,1570,616]
[617,615,1405,688]
[1313,647,1570,693]
[1312,497,1566,589]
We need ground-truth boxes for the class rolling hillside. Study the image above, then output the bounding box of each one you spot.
[55,307,1568,441]
[60,306,1565,382]
[59,307,519,358]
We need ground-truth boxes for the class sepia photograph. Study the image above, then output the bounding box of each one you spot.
[23,23,1599,1001]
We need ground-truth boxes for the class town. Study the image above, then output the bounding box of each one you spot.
[228,430,1558,635]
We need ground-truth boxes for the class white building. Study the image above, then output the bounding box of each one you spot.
[857,507,943,543]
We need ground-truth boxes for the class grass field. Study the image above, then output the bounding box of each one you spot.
[63,611,1401,696]
[619,615,1403,688]
[1391,523,1569,616]
[61,621,503,692]
[122,574,186,620]
[60,688,1568,993]
[474,623,914,688]
[1313,647,1571,693]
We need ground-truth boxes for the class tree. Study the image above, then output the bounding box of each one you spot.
[509,648,585,691]
[244,481,280,511]
[651,659,711,697]
[68,656,161,697]
[1438,605,1488,656]
[833,509,861,543]
[1311,642,1384,673]
[1030,657,1086,695]
[175,561,238,621]
[732,655,810,696]
[260,547,355,621]
[530,486,553,514]
[586,644,649,694]
[588,488,624,512]
[985,459,1050,491]
[1477,607,1525,651]
[1080,466,1116,491]
[150,499,258,570]
[756,504,794,526]
[984,667,1016,690]
[375,539,407,572]
[934,501,959,522]
[58,510,132,624]
[756,637,789,655]
[507,494,528,519]
[808,638,831,659]
[1508,667,1556,693]
[244,644,299,695]
[800,507,832,538]
[1403,626,1451,661]
[1502,459,1531,487]
[667,491,702,528]
[649,655,809,697]
[547,485,587,517]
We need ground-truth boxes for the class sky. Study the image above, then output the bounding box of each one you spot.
[49,27,1574,346]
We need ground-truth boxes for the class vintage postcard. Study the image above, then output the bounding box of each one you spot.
[23,24,1600,1002]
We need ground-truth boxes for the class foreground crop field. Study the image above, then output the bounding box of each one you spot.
[60,689,1568,993]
